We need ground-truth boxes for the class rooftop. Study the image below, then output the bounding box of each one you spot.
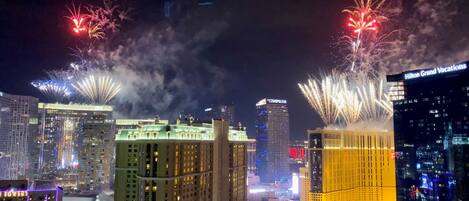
[387,61,469,82]
[116,122,253,142]
[38,103,113,112]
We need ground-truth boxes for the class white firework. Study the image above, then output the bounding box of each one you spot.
[72,74,121,104]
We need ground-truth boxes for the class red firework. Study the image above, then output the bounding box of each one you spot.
[343,0,387,36]
[67,4,87,34]
[348,11,378,34]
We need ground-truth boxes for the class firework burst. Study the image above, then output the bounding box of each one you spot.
[298,75,341,125]
[343,0,388,73]
[72,73,121,104]
[66,0,130,40]
[333,80,363,125]
[298,73,393,127]
[67,4,87,35]
[31,80,72,101]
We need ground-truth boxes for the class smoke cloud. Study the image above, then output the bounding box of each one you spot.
[92,19,229,119]
[379,0,469,74]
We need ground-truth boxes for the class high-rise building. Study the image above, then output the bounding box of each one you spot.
[299,166,310,201]
[115,120,252,201]
[204,104,235,126]
[111,118,168,189]
[0,91,38,181]
[35,103,113,195]
[306,129,396,201]
[387,61,469,201]
[255,98,290,183]
[247,140,257,173]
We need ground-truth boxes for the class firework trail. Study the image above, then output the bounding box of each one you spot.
[343,0,388,73]
[67,0,130,39]
[67,4,87,35]
[333,80,363,125]
[31,80,72,101]
[298,75,341,125]
[375,93,393,120]
[299,73,392,127]
[72,73,121,104]
[356,79,391,120]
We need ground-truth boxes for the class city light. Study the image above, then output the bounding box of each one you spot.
[249,188,267,194]
[291,173,299,195]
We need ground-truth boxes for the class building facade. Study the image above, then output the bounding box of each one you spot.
[307,129,396,201]
[388,61,469,201]
[0,91,38,181]
[255,98,290,183]
[115,120,252,201]
[299,166,310,201]
[35,103,113,195]
[247,140,257,173]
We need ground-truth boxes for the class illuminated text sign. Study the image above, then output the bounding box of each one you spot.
[404,63,467,80]
[266,99,287,104]
[0,191,28,198]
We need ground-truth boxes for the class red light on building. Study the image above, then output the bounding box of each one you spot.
[288,147,305,159]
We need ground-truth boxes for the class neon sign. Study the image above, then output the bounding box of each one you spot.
[404,63,467,80]
[0,191,28,198]
[266,99,287,104]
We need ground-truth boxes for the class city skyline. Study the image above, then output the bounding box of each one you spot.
[1,0,469,201]
[2,1,469,139]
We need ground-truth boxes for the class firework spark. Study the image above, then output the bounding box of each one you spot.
[66,1,130,39]
[299,73,393,127]
[333,80,363,125]
[343,0,388,73]
[67,4,87,35]
[356,79,390,120]
[298,75,341,125]
[72,74,121,104]
[31,80,72,100]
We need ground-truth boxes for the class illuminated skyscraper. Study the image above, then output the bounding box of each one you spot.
[306,129,396,201]
[115,120,252,201]
[255,98,290,183]
[0,91,38,181]
[388,61,469,201]
[35,103,113,194]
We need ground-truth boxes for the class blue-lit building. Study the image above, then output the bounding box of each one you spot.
[255,98,290,183]
[388,61,469,201]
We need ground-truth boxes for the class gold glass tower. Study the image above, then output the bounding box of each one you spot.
[306,129,396,201]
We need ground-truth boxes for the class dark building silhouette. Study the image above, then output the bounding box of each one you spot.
[388,61,469,201]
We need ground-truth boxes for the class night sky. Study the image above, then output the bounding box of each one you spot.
[3,0,459,140]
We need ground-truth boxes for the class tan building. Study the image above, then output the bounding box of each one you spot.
[306,129,396,201]
[115,119,253,201]
[299,166,310,201]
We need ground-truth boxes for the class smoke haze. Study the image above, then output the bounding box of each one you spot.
[92,17,229,119]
